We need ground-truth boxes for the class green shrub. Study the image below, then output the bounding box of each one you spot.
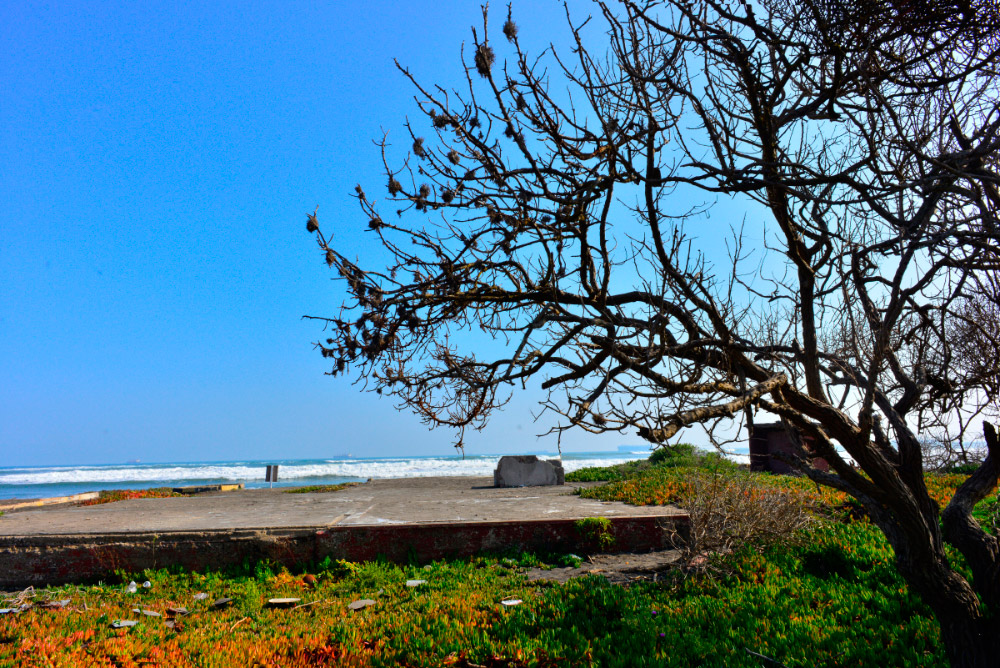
[566,459,651,482]
[649,442,698,466]
[567,445,737,483]
[941,462,983,475]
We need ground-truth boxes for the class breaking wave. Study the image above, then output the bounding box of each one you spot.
[0,452,646,499]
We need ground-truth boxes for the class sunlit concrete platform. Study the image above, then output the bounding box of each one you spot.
[0,477,687,588]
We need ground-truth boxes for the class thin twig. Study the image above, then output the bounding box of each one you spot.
[745,647,790,668]
[229,616,250,631]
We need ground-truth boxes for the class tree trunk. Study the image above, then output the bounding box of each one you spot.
[937,615,1000,668]
[893,548,999,667]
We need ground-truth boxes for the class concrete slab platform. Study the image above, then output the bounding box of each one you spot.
[0,477,687,589]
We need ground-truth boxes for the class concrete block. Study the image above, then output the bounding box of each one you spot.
[493,456,565,487]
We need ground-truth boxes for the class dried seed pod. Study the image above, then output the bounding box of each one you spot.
[306,214,319,233]
[388,177,403,196]
[413,137,427,158]
[474,44,495,77]
[447,149,461,165]
[503,19,518,42]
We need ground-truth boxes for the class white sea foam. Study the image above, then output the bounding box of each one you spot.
[0,455,643,487]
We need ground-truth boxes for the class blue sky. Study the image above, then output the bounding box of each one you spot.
[1,0,667,466]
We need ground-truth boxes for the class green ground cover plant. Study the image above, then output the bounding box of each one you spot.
[285,483,359,494]
[575,465,978,520]
[79,489,182,506]
[6,466,994,667]
[0,531,947,667]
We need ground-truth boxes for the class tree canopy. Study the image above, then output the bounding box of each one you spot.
[305,1,1000,664]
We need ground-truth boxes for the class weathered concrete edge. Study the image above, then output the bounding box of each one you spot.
[0,515,689,589]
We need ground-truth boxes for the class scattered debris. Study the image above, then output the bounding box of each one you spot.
[142,581,152,589]
[111,620,137,629]
[211,597,233,609]
[132,608,161,617]
[302,574,318,588]
[348,599,376,611]
[405,580,426,588]
[40,599,71,609]
[126,582,138,594]
[266,598,301,608]
[192,593,209,601]
[501,599,522,607]
[166,607,189,617]
[294,600,322,611]
[12,586,35,606]
[0,609,18,615]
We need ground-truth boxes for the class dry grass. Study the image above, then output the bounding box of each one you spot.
[675,471,815,566]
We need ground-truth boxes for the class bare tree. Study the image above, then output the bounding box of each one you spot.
[921,270,1000,469]
[305,1,1000,664]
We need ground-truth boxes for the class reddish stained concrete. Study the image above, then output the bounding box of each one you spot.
[0,477,688,588]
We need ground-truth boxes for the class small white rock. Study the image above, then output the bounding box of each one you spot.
[405,579,426,588]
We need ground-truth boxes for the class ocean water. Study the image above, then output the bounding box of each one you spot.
[0,450,652,500]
